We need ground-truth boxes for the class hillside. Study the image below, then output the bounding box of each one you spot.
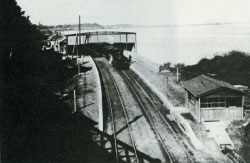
[40,23,105,31]
[40,23,145,31]
[181,51,250,87]
[105,24,145,29]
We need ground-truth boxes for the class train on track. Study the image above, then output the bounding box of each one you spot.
[99,43,132,70]
[66,42,133,70]
[111,51,131,69]
[85,43,132,70]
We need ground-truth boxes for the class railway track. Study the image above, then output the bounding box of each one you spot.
[96,61,139,163]
[222,148,246,163]
[120,70,196,163]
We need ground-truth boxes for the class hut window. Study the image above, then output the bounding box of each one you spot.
[226,97,242,107]
[200,98,226,108]
[218,98,226,107]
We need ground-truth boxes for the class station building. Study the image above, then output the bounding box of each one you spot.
[182,75,245,122]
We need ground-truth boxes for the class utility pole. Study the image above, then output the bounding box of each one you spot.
[126,34,128,51]
[76,33,79,58]
[77,15,81,75]
[38,21,41,29]
[74,89,76,112]
[177,66,179,82]
[76,33,80,75]
[79,15,81,57]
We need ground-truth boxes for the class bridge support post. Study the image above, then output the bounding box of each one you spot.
[74,89,76,112]
[126,34,128,51]
[135,33,137,54]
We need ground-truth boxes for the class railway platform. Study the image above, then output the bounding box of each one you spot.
[72,56,103,130]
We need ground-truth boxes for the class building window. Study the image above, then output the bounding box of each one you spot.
[200,98,226,108]
[226,97,242,107]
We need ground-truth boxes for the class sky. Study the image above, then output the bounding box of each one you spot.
[16,0,250,26]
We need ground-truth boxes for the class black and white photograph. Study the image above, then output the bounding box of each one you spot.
[1,0,250,162]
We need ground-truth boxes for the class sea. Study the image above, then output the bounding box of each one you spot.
[63,23,250,66]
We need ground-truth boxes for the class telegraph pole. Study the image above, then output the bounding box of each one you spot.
[76,33,78,58]
[79,15,81,57]
[73,89,76,112]
[177,66,179,82]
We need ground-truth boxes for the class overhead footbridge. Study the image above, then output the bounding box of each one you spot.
[65,31,137,57]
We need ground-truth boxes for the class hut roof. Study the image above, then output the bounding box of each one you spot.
[182,75,244,97]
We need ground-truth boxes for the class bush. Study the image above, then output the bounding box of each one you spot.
[181,51,250,87]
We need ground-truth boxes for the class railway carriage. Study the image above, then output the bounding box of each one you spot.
[101,44,131,70]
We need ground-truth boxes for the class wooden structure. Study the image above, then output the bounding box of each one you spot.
[182,75,245,122]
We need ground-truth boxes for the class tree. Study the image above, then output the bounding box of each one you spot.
[182,51,250,87]
[0,0,43,74]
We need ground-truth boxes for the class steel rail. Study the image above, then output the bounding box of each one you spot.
[102,63,139,163]
[231,151,246,163]
[97,62,119,163]
[97,61,139,163]
[124,71,196,163]
[120,71,174,163]
[225,150,246,163]
[226,153,240,163]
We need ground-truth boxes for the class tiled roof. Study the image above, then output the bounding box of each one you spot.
[182,75,243,97]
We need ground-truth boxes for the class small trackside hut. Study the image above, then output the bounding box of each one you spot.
[182,75,245,122]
